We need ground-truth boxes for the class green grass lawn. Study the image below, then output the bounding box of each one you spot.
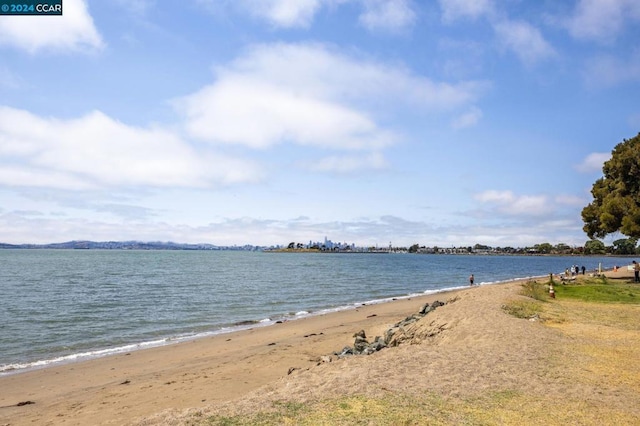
[553,277,640,304]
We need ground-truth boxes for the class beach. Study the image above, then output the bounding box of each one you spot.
[2,270,639,425]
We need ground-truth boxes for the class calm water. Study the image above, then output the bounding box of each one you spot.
[0,250,632,374]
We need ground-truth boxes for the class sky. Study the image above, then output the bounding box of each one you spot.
[0,0,639,248]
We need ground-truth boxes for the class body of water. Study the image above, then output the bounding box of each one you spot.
[0,250,633,374]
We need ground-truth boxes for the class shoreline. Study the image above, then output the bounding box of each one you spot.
[2,251,631,380]
[0,274,550,377]
[0,281,511,425]
[1,269,637,425]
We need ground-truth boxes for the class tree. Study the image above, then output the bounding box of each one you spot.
[584,239,606,255]
[582,133,640,239]
[534,242,553,254]
[612,238,638,255]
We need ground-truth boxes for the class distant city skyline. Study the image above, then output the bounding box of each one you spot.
[1,1,639,247]
[2,236,629,253]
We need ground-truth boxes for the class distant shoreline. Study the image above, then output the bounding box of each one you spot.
[2,240,637,258]
[1,242,635,257]
[0,241,264,251]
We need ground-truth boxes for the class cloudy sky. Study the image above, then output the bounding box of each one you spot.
[1,0,639,247]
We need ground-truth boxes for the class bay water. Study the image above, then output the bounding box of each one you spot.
[0,250,632,375]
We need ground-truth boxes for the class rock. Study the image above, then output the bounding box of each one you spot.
[335,346,354,357]
[371,336,386,351]
[384,327,398,344]
[331,299,449,357]
[418,303,431,315]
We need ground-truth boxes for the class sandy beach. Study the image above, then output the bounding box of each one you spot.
[2,270,639,425]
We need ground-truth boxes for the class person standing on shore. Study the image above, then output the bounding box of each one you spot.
[633,261,640,283]
[469,274,474,286]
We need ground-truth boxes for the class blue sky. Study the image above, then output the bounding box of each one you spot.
[1,0,639,247]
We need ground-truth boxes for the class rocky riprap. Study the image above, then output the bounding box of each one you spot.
[333,299,449,358]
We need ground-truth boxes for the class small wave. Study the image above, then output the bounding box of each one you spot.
[0,338,171,375]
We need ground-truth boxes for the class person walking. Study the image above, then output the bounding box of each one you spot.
[469,274,474,286]
[633,261,640,283]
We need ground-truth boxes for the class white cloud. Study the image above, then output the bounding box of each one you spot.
[238,0,322,28]
[566,0,640,44]
[304,151,388,173]
[359,0,417,32]
[555,194,587,206]
[0,106,262,191]
[475,190,549,216]
[452,106,482,128]
[0,0,104,54]
[199,0,416,32]
[475,189,515,204]
[575,152,610,173]
[438,0,494,23]
[176,43,485,151]
[0,210,588,247]
[438,1,555,66]
[493,20,556,65]
[177,77,393,150]
[0,66,26,89]
[583,52,640,88]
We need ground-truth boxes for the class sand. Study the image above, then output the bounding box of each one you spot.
[1,270,639,425]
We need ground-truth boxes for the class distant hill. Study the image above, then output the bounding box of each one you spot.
[0,240,266,251]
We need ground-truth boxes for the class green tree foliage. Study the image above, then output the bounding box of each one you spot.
[612,238,638,255]
[584,239,606,254]
[534,242,553,253]
[582,133,640,239]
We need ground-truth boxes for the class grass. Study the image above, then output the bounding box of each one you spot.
[553,278,640,303]
[503,276,640,322]
[501,299,543,320]
[500,280,548,320]
[519,275,640,306]
[519,279,550,301]
[198,389,640,425]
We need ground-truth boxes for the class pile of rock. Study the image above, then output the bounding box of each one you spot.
[334,300,447,358]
